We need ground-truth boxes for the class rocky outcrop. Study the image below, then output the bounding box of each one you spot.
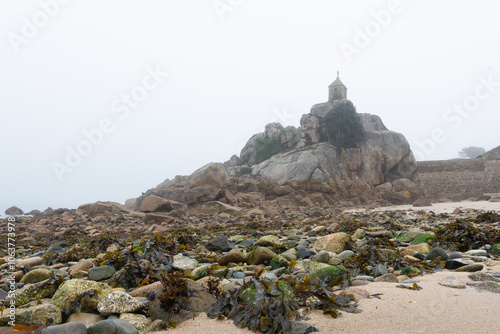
[135,98,420,208]
[5,206,23,215]
[78,201,133,216]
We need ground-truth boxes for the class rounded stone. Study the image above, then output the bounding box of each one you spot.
[425,247,449,261]
[88,266,116,281]
[87,319,139,334]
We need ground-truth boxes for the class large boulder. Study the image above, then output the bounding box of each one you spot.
[78,201,133,216]
[184,163,228,204]
[139,195,179,212]
[252,143,341,192]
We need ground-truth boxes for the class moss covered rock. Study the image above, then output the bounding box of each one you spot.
[491,243,500,256]
[308,265,347,285]
[12,279,59,307]
[50,279,112,312]
[270,255,290,270]
[20,268,51,284]
[411,233,435,244]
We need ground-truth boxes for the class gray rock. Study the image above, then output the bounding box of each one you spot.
[403,215,418,222]
[41,322,87,334]
[238,238,254,247]
[296,247,316,259]
[172,254,198,270]
[425,248,449,261]
[88,265,116,281]
[5,206,23,215]
[97,292,145,316]
[354,275,375,282]
[445,259,467,270]
[373,264,388,278]
[465,249,488,257]
[448,253,464,260]
[310,250,330,263]
[232,272,246,279]
[468,272,500,282]
[401,279,420,284]
[206,236,235,252]
[261,272,278,280]
[466,281,500,293]
[374,273,398,282]
[337,250,355,261]
[439,276,466,289]
[290,320,319,334]
[87,319,139,334]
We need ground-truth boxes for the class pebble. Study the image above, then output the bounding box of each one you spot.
[232,271,246,279]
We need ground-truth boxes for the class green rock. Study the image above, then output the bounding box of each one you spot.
[192,265,210,280]
[411,233,435,244]
[303,260,330,273]
[270,255,290,270]
[401,266,421,275]
[308,265,347,285]
[50,279,112,312]
[246,247,277,265]
[491,243,500,256]
[13,279,59,307]
[0,303,62,326]
[397,230,426,243]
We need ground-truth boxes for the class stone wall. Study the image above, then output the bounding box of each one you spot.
[412,157,500,200]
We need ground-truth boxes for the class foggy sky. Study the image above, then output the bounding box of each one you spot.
[1,0,499,213]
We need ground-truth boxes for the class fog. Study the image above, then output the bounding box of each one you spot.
[1,0,499,213]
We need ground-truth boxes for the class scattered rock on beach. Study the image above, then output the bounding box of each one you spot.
[439,276,466,289]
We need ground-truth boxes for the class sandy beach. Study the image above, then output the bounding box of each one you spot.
[346,200,500,214]
[151,264,500,334]
[145,202,500,334]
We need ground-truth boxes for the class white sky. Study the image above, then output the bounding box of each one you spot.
[1,0,499,212]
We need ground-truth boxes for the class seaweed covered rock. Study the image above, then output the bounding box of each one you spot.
[491,243,500,256]
[148,276,216,326]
